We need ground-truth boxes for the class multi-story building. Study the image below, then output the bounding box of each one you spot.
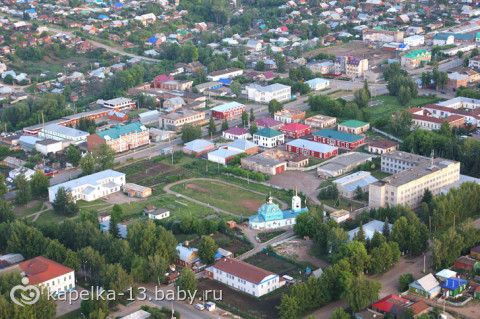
[97,97,136,111]
[17,256,75,295]
[337,120,370,134]
[87,122,150,153]
[38,123,89,145]
[159,110,206,131]
[313,129,365,150]
[48,169,126,202]
[306,61,335,75]
[207,68,244,81]
[334,56,369,78]
[206,258,283,297]
[280,123,311,138]
[409,108,465,131]
[245,83,291,103]
[211,101,246,120]
[253,128,285,148]
[369,151,460,209]
[401,50,432,69]
[274,109,306,124]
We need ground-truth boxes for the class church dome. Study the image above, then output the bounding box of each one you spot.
[258,202,283,221]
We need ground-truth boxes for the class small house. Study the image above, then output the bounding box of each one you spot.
[144,205,170,220]
[441,277,468,297]
[409,273,441,299]
[176,244,199,267]
[123,183,152,198]
[454,256,477,272]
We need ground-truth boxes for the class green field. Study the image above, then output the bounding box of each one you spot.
[171,179,269,216]
[365,95,443,121]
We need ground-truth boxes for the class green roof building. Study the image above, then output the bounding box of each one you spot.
[338,120,370,134]
[88,122,150,153]
[253,128,285,148]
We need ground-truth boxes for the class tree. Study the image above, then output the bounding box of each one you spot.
[399,273,414,292]
[255,61,266,71]
[221,119,229,131]
[80,295,108,319]
[94,144,115,171]
[181,124,201,143]
[421,189,433,205]
[343,275,381,312]
[249,108,255,122]
[176,268,197,295]
[52,187,79,216]
[268,99,283,115]
[230,81,242,96]
[338,241,370,275]
[100,263,132,294]
[241,111,249,127]
[208,117,216,137]
[354,223,366,243]
[354,88,370,108]
[80,153,96,175]
[330,308,350,319]
[275,54,286,72]
[279,295,300,319]
[382,217,391,238]
[0,200,14,223]
[66,145,82,166]
[14,175,31,205]
[198,236,218,264]
[249,122,258,135]
[0,174,8,197]
[110,204,123,238]
[30,171,49,198]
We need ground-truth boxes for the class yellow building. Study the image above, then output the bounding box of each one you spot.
[369,154,460,209]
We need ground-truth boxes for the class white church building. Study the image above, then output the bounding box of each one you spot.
[248,193,308,230]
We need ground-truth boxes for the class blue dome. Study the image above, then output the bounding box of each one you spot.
[258,202,283,221]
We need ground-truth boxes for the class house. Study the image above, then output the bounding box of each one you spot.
[164,97,185,111]
[48,170,126,203]
[207,68,244,81]
[183,139,215,156]
[241,152,287,175]
[87,123,150,153]
[435,269,457,282]
[108,111,128,123]
[139,110,160,125]
[207,148,243,165]
[227,139,258,155]
[280,123,311,138]
[222,127,251,140]
[330,209,350,223]
[255,117,283,130]
[274,109,306,124]
[335,56,369,78]
[333,171,378,199]
[35,139,64,155]
[97,97,136,111]
[454,256,477,271]
[176,244,199,267]
[367,140,399,155]
[144,205,170,220]
[123,183,152,198]
[401,50,431,69]
[286,139,338,159]
[305,78,330,91]
[38,124,89,145]
[348,220,392,241]
[245,83,291,103]
[338,120,370,134]
[441,278,468,297]
[304,115,336,129]
[17,256,75,295]
[370,294,412,318]
[313,129,366,150]
[246,39,262,51]
[410,301,431,318]
[253,128,285,148]
[206,257,283,297]
[409,273,441,298]
[409,108,465,131]
[159,110,206,131]
[211,102,246,120]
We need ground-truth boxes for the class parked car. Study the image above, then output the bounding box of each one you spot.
[194,303,205,311]
[205,301,216,311]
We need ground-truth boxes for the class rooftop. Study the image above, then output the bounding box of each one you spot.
[19,256,73,285]
[254,127,284,138]
[42,123,89,138]
[211,101,245,113]
[97,122,147,140]
[49,169,125,195]
[313,129,364,143]
[286,139,337,153]
[211,257,276,285]
[339,119,369,128]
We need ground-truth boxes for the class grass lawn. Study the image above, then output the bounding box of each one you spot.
[365,95,443,121]
[321,197,365,211]
[257,230,286,243]
[33,209,70,226]
[14,200,44,218]
[171,179,269,216]
[370,169,392,180]
[245,251,312,279]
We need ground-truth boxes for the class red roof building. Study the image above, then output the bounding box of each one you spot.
[280,123,311,138]
[371,294,411,317]
[454,256,477,271]
[18,256,75,293]
[152,74,174,88]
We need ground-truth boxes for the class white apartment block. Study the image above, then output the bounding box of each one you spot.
[369,151,460,209]
[436,97,480,110]
[334,56,369,78]
[380,151,430,174]
[207,68,244,81]
[38,123,89,145]
[159,110,206,131]
[245,83,291,103]
[253,128,285,148]
[48,169,126,203]
[206,258,283,297]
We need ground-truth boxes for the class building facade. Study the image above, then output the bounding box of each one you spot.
[304,114,336,128]
[159,110,206,131]
[401,50,432,69]
[38,124,89,145]
[253,128,285,148]
[88,122,150,153]
[334,56,369,78]
[313,129,366,150]
[211,102,246,120]
[286,139,338,159]
[245,83,291,103]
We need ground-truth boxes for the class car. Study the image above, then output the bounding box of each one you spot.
[205,301,216,311]
[194,303,205,311]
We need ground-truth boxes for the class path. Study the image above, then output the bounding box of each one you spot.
[24,202,51,222]
[237,228,295,260]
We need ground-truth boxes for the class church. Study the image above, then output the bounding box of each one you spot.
[248,192,308,230]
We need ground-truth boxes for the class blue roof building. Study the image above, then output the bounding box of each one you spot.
[249,193,308,230]
[441,278,468,297]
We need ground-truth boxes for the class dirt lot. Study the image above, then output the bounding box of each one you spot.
[269,170,321,203]
[244,251,311,279]
[303,40,396,69]
[120,161,187,187]
[198,278,284,319]
[274,238,329,269]
[103,192,143,205]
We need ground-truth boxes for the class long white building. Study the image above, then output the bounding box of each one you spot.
[245,83,291,103]
[48,169,126,202]
[38,123,89,145]
[206,258,283,297]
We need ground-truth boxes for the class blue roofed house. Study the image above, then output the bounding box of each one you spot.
[249,192,308,230]
[409,273,441,299]
[441,277,468,297]
[176,244,199,268]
